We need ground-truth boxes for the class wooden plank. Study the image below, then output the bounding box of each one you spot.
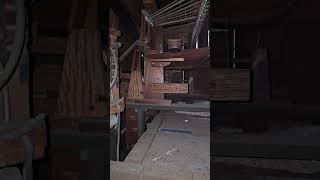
[146,47,209,61]
[211,69,250,101]
[150,83,188,94]
[127,99,172,106]
[144,60,164,99]
[150,58,184,62]
[151,62,171,67]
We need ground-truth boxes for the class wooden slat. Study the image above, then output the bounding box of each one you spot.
[150,83,188,94]
[146,47,209,61]
[151,62,171,67]
[127,99,172,106]
[211,69,250,101]
[150,58,184,62]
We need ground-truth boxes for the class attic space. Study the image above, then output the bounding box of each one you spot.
[1,0,320,180]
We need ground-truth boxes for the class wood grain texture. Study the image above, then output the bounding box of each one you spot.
[211,69,250,101]
[150,58,184,62]
[56,30,108,118]
[127,49,144,99]
[127,99,172,106]
[144,59,165,99]
[150,83,189,94]
[146,47,209,61]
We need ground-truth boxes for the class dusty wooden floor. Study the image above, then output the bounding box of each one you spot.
[111,110,210,180]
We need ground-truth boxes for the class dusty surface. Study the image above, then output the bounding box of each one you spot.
[141,111,210,173]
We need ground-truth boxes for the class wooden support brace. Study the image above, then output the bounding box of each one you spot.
[150,83,188,94]
[150,58,184,62]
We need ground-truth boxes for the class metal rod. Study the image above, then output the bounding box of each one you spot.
[191,0,209,47]
[119,40,139,62]
[162,22,194,32]
[141,9,154,26]
[151,0,188,19]
[153,1,201,22]
[154,10,198,25]
[156,16,196,27]
[154,7,199,24]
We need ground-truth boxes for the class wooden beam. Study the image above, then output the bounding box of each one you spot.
[150,83,188,94]
[127,98,172,106]
[151,62,171,67]
[31,37,66,55]
[146,47,210,61]
[150,58,184,62]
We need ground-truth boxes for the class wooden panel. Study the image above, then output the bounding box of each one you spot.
[56,30,108,118]
[211,69,250,101]
[144,59,164,99]
[150,83,188,94]
[126,108,138,148]
[146,47,209,61]
[150,58,184,62]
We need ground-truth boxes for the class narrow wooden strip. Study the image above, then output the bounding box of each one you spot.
[150,83,188,94]
[127,98,172,106]
[150,58,184,62]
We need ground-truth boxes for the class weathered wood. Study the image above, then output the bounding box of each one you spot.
[128,49,144,99]
[144,59,165,99]
[150,83,189,94]
[127,99,172,106]
[0,126,47,167]
[151,62,171,67]
[126,108,138,148]
[211,69,250,101]
[150,58,184,62]
[146,47,209,61]
[56,30,108,118]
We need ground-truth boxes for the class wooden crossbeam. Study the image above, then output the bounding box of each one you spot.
[150,58,184,62]
[146,47,209,61]
[127,98,172,105]
[150,83,188,94]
